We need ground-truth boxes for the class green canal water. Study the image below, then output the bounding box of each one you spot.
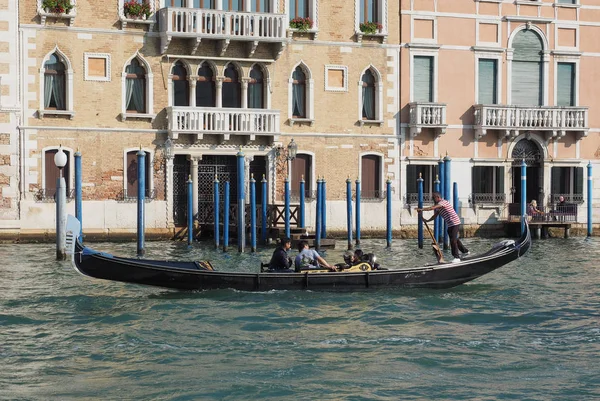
[1,237,599,400]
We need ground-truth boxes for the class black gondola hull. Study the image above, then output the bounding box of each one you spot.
[72,223,531,292]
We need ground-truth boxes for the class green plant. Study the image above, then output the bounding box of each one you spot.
[42,0,73,14]
[124,0,152,19]
[359,21,383,34]
[289,17,313,32]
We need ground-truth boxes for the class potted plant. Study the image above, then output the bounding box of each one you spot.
[123,0,152,20]
[289,17,313,32]
[359,21,383,35]
[42,0,73,14]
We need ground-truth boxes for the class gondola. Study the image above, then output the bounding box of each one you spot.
[66,216,531,292]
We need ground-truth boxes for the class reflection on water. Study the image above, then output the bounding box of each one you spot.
[1,237,599,400]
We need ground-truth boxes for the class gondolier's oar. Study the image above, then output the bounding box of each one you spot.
[423,220,445,263]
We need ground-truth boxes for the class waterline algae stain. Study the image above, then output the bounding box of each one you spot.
[1,238,599,400]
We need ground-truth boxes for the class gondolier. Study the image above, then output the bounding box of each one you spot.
[417,192,469,263]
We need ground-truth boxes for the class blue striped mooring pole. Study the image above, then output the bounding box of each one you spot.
[214,175,220,249]
[250,174,256,252]
[417,173,424,249]
[520,159,527,236]
[386,178,392,248]
[346,178,353,250]
[74,150,82,242]
[321,178,327,239]
[299,176,306,229]
[355,178,361,246]
[443,155,451,249]
[284,176,291,239]
[224,180,230,252]
[187,176,193,246]
[315,178,322,250]
[453,182,459,215]
[588,161,593,237]
[236,149,245,252]
[433,174,440,243]
[261,175,267,245]
[136,149,145,257]
[438,157,445,244]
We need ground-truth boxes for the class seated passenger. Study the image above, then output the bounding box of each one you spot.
[294,240,335,271]
[268,237,293,271]
[527,199,544,219]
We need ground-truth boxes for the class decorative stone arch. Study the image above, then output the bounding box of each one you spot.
[507,132,549,162]
[288,61,314,123]
[167,59,192,107]
[247,63,271,109]
[40,145,75,194]
[357,65,384,124]
[121,52,155,119]
[123,147,154,198]
[507,24,549,105]
[39,46,75,116]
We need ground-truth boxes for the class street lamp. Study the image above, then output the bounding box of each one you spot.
[164,137,174,159]
[54,145,67,260]
[286,138,297,176]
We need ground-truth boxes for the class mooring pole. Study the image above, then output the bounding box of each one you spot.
[136,149,145,257]
[261,175,267,245]
[346,177,353,250]
[54,146,67,260]
[434,174,440,243]
[386,178,392,248]
[237,149,245,252]
[588,161,593,237]
[321,178,327,239]
[74,150,82,243]
[520,159,527,236]
[187,176,193,246]
[355,178,361,246]
[453,182,459,214]
[284,176,291,239]
[224,180,230,252]
[417,173,424,249]
[299,175,306,229]
[438,157,445,244]
[250,174,257,252]
[214,175,220,249]
[315,178,322,251]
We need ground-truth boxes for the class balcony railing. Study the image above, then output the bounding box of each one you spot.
[474,105,589,138]
[549,193,584,204]
[470,193,506,205]
[167,106,281,139]
[408,102,447,138]
[158,7,286,53]
[507,203,579,223]
[405,192,434,205]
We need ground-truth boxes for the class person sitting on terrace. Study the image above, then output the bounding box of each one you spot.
[527,200,544,219]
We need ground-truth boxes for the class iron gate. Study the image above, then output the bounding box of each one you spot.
[197,155,238,224]
[173,155,191,226]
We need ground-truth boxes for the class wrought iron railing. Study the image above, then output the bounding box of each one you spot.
[470,193,506,205]
[120,188,157,202]
[405,192,433,205]
[549,193,584,204]
[289,190,316,201]
[507,202,578,223]
[35,188,75,202]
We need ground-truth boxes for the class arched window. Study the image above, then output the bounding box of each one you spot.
[292,66,306,118]
[172,61,189,107]
[44,53,66,110]
[125,58,146,113]
[512,29,544,106]
[222,63,241,108]
[248,65,264,109]
[196,62,215,107]
[362,69,376,120]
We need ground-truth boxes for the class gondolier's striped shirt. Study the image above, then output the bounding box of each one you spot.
[438,200,461,227]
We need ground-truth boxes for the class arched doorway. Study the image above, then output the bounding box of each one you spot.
[511,138,544,204]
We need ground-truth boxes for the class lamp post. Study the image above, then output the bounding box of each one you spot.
[54,145,67,260]
[286,138,297,176]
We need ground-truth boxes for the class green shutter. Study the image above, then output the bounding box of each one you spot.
[414,56,433,102]
[407,165,417,193]
[558,0,576,4]
[478,59,497,104]
[557,63,575,107]
[575,167,583,195]
[551,167,561,194]
[496,167,505,193]
[512,30,543,105]
[472,166,483,193]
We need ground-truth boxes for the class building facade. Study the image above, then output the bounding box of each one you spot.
[0,0,598,238]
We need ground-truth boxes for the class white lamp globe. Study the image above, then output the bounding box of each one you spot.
[54,146,67,169]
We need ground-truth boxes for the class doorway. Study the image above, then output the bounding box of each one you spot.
[511,138,544,205]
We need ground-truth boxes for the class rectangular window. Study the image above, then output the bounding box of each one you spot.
[471,166,505,204]
[551,166,583,203]
[557,0,576,4]
[413,56,433,102]
[291,154,312,198]
[406,164,437,204]
[126,151,152,199]
[557,62,575,107]
[478,59,498,104]
[360,0,378,24]
[289,0,309,19]
[44,149,71,199]
[361,155,381,199]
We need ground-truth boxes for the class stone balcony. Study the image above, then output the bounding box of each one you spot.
[473,105,589,140]
[408,102,447,138]
[157,7,287,57]
[167,106,281,144]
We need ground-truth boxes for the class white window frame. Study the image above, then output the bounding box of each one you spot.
[410,16,437,44]
[41,145,74,194]
[409,48,439,103]
[84,53,111,82]
[288,61,314,125]
[121,52,156,121]
[475,20,501,48]
[357,65,384,125]
[553,57,579,107]
[358,152,385,199]
[324,65,348,92]
[286,0,318,33]
[354,0,388,36]
[39,46,75,119]
[118,0,156,29]
[123,147,154,198]
[554,24,579,51]
[474,51,503,105]
[248,63,272,109]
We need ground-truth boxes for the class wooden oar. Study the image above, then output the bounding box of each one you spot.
[423,220,445,263]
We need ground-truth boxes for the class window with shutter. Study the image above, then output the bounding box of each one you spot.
[511,30,544,106]
[126,151,151,199]
[406,164,438,203]
[413,56,433,102]
[478,59,498,104]
[361,155,381,199]
[557,62,575,107]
